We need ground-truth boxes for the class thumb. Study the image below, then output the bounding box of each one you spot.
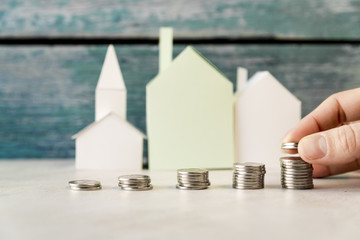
[298,122,360,165]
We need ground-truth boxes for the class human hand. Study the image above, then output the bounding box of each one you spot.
[282,88,360,178]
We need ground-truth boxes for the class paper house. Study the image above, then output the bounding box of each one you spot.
[73,113,145,170]
[73,45,145,170]
[234,71,301,169]
[146,29,234,170]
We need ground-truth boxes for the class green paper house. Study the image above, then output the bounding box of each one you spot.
[146,28,234,170]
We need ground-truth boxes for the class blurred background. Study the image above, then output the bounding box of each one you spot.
[1,0,360,159]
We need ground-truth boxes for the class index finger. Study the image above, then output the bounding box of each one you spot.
[282,88,360,144]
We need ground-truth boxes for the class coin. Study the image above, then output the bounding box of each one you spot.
[281,142,298,150]
[68,180,102,191]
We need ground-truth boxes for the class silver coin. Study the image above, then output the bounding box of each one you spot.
[233,171,265,175]
[119,183,151,188]
[69,185,102,191]
[281,168,313,173]
[282,175,313,180]
[178,175,208,180]
[281,162,312,167]
[233,183,264,188]
[118,180,151,186]
[281,171,313,176]
[281,170,313,176]
[233,181,264,185]
[233,185,264,190]
[281,181,313,186]
[281,142,298,150]
[69,180,101,188]
[178,181,210,186]
[233,178,264,182]
[280,156,308,163]
[282,184,314,189]
[118,174,150,181]
[234,173,265,178]
[234,162,265,168]
[177,168,208,174]
[178,183,211,188]
[282,185,314,189]
[176,184,208,190]
[282,182,314,187]
[119,185,153,191]
[233,183,264,187]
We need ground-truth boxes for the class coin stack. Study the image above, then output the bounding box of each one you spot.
[176,168,210,190]
[281,142,314,189]
[68,180,102,191]
[233,162,266,189]
[118,174,153,191]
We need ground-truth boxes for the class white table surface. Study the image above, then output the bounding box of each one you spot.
[1,160,360,240]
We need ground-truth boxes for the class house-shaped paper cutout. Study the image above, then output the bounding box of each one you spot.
[234,71,301,169]
[73,113,145,170]
[73,45,145,170]
[147,46,234,170]
[95,45,127,121]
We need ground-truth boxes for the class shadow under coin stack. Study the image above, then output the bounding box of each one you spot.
[233,162,266,189]
[118,174,153,191]
[68,180,102,191]
[176,168,210,190]
[281,143,314,189]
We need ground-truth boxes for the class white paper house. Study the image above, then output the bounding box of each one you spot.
[73,113,145,170]
[73,45,145,170]
[146,28,234,170]
[234,71,301,169]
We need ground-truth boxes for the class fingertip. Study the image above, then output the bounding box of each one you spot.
[312,164,331,178]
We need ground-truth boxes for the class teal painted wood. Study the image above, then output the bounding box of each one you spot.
[1,0,360,39]
[0,45,360,158]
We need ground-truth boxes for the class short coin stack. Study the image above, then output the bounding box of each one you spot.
[69,180,102,191]
[233,162,266,189]
[118,174,153,191]
[176,168,210,190]
[281,142,314,189]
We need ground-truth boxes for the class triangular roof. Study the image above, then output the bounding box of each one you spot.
[96,45,126,90]
[72,112,146,139]
[235,71,300,103]
[148,46,230,87]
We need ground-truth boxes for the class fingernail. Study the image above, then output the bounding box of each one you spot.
[300,134,327,161]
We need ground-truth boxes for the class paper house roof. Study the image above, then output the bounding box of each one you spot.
[72,112,145,140]
[96,45,126,90]
[147,46,234,170]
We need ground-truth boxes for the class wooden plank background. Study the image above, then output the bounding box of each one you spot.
[1,0,360,39]
[0,1,359,159]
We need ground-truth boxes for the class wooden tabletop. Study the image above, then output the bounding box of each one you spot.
[1,160,360,240]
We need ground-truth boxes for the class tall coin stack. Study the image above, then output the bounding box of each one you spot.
[176,168,210,190]
[281,142,314,189]
[118,174,153,191]
[233,162,266,189]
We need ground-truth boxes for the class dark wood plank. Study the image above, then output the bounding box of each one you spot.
[0,44,360,158]
[1,0,360,39]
